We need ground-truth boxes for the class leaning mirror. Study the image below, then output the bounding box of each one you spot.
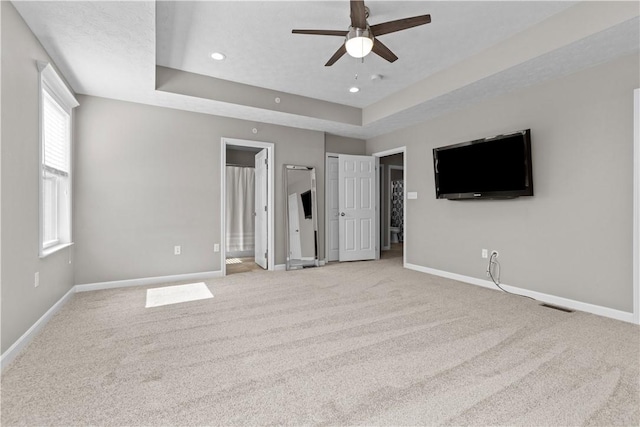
[284,165,318,270]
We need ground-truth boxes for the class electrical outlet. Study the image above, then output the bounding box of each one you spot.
[174,245,181,255]
[214,243,220,253]
[491,250,499,258]
[481,249,488,259]
[35,272,40,288]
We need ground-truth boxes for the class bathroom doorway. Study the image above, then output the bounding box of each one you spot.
[374,148,405,263]
[225,145,261,274]
[221,138,274,276]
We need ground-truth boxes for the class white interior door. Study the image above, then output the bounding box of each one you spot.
[254,149,268,269]
[326,156,340,261]
[338,154,376,261]
[287,193,302,260]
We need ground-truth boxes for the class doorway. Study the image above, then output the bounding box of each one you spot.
[325,151,406,264]
[221,138,274,276]
[373,147,406,266]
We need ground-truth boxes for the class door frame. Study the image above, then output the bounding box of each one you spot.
[221,137,274,276]
[633,88,639,324]
[387,165,404,251]
[372,147,407,267]
[325,153,339,262]
[378,164,385,252]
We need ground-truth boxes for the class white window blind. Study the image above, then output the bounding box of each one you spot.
[43,89,70,175]
[38,61,78,257]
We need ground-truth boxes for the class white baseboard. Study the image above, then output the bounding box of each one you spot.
[1,286,76,371]
[75,270,223,292]
[405,263,636,324]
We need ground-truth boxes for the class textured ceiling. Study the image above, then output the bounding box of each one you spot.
[155,1,576,108]
[12,1,640,139]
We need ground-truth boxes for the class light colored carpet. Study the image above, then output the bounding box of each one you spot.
[2,257,639,426]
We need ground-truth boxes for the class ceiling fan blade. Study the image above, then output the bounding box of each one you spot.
[292,29,349,36]
[350,0,367,29]
[371,39,398,63]
[370,14,431,37]
[325,44,347,66]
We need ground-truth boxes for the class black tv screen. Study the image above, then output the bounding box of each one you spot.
[433,129,533,200]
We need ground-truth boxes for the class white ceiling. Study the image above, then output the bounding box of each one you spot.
[12,1,640,139]
[156,1,576,108]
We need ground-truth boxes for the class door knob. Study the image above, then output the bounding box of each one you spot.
[340,212,345,216]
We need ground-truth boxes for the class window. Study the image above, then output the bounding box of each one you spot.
[38,62,78,257]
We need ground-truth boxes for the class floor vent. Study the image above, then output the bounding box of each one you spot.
[540,303,574,313]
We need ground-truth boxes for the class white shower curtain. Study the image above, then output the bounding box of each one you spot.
[226,166,255,256]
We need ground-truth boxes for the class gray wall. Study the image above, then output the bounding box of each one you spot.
[1,2,75,353]
[74,95,325,284]
[156,66,361,126]
[367,53,639,312]
[325,134,366,155]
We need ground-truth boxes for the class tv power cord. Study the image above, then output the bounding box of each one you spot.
[486,252,536,301]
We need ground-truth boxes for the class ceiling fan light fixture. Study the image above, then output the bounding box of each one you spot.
[345,27,373,58]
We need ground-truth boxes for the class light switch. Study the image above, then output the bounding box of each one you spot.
[407,192,418,199]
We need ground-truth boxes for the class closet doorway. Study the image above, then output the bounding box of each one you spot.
[221,138,274,276]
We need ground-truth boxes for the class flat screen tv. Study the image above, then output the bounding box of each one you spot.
[433,129,533,200]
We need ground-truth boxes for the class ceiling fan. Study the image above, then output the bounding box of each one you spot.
[292,0,431,66]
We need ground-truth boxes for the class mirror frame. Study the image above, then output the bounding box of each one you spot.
[284,165,319,270]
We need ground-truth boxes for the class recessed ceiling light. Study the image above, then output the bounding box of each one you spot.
[349,87,360,93]
[211,52,226,61]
